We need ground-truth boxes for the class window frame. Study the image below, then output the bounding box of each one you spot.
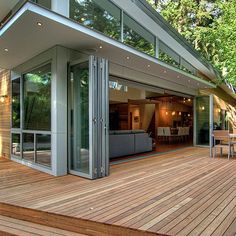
[10,62,52,169]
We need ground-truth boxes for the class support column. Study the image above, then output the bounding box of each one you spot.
[51,46,69,176]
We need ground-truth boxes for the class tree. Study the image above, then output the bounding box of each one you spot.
[147,0,236,86]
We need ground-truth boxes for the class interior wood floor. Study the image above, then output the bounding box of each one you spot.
[1,147,236,236]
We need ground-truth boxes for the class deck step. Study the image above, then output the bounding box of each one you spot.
[0,215,85,236]
[0,203,166,236]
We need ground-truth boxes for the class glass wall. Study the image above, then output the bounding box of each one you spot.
[195,96,210,145]
[23,64,51,131]
[70,0,121,40]
[12,78,21,128]
[11,133,21,158]
[69,0,199,73]
[23,133,34,162]
[159,41,180,67]
[11,63,52,168]
[123,13,155,56]
[36,134,51,167]
[32,0,51,9]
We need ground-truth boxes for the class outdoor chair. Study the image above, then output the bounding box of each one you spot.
[212,130,234,159]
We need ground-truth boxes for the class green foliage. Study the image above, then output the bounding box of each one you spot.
[147,0,236,86]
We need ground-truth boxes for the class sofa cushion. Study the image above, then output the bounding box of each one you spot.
[134,133,153,153]
[109,134,135,158]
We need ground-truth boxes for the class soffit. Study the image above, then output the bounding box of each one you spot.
[0,0,20,22]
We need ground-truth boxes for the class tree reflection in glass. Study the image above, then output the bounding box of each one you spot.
[12,78,21,128]
[123,13,155,56]
[70,0,121,40]
[23,64,51,131]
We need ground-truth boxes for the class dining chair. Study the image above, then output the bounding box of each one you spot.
[177,127,184,142]
[157,127,165,142]
[163,127,172,143]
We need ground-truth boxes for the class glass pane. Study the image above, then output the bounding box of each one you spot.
[12,78,21,128]
[196,96,210,145]
[159,41,180,67]
[11,133,21,157]
[70,0,121,40]
[23,64,51,131]
[23,133,34,162]
[36,134,51,167]
[70,62,90,174]
[181,58,196,75]
[32,0,51,9]
[123,13,155,56]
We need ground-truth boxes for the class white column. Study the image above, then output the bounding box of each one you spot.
[51,46,69,176]
[51,0,69,17]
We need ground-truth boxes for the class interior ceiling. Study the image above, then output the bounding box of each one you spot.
[0,0,19,22]
[0,4,214,93]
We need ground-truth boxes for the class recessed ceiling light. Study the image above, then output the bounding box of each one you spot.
[164,70,167,73]
[177,75,180,78]
[37,22,42,26]
[147,64,151,68]
[99,45,103,49]
[4,48,8,52]
[188,80,191,83]
[126,56,130,60]
[197,83,200,86]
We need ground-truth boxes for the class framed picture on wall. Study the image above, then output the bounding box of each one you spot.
[134,116,139,123]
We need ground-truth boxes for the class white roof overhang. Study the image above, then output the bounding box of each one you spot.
[0,2,215,95]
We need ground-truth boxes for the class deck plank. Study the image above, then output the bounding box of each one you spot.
[0,147,236,236]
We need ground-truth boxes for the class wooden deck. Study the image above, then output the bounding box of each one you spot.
[1,147,236,235]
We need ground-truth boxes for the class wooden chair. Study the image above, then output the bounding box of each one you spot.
[212,130,234,159]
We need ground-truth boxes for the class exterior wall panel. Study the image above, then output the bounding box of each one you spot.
[0,69,11,159]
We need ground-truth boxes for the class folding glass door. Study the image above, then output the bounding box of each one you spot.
[68,56,109,179]
[194,95,214,154]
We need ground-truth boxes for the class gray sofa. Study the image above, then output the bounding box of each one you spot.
[109,130,153,158]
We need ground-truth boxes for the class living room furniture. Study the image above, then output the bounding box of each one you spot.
[109,130,153,158]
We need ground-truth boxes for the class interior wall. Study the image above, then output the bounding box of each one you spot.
[0,69,11,159]
[157,101,192,127]
[140,104,155,131]
[130,105,140,130]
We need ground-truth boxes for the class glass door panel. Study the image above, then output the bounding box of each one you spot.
[70,61,90,176]
[68,56,109,179]
[195,95,213,147]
